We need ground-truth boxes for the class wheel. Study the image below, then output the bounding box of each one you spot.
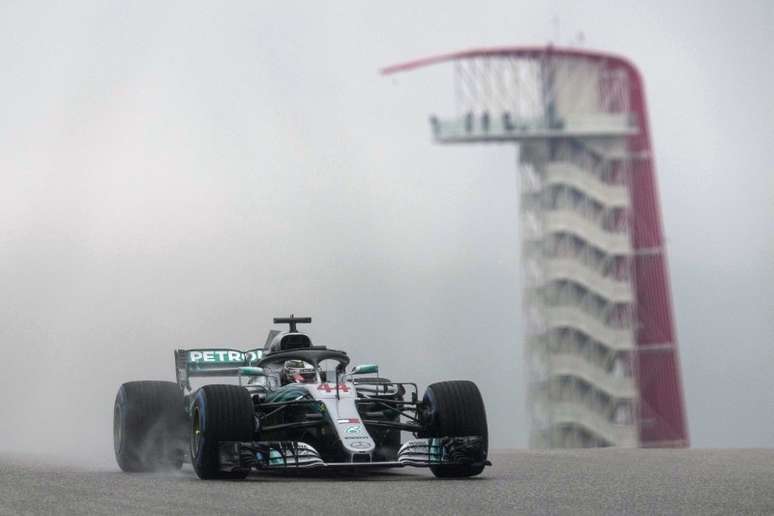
[422,380,488,478]
[113,381,186,472]
[190,384,254,480]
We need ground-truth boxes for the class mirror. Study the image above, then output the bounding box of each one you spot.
[351,364,378,375]
[238,366,265,377]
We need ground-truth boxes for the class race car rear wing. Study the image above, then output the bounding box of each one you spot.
[174,348,264,390]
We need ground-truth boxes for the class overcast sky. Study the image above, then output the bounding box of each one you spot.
[0,1,772,463]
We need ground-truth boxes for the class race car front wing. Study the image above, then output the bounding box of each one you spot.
[218,436,489,472]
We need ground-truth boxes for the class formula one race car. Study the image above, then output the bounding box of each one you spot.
[113,316,489,479]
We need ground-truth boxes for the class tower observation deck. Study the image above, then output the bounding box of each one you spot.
[383,47,688,448]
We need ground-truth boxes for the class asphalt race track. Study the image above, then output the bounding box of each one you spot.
[0,449,772,515]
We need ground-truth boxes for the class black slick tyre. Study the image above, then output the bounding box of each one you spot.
[190,384,254,480]
[113,381,187,472]
[422,380,488,478]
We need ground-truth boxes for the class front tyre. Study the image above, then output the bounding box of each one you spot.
[190,385,254,480]
[422,380,488,478]
[113,381,186,472]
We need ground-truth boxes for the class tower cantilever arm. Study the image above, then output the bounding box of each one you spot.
[380,45,640,78]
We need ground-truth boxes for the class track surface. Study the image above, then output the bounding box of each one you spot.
[1,449,772,515]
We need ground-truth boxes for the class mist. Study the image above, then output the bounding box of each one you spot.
[1,1,772,466]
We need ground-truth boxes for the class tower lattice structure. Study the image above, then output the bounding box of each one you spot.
[384,47,688,448]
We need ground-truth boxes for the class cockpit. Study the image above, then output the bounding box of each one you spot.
[242,316,351,399]
[279,360,316,385]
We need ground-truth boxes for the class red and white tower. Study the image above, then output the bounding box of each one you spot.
[384,47,688,448]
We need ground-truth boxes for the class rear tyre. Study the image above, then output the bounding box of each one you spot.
[422,380,488,478]
[113,381,187,472]
[190,385,254,480]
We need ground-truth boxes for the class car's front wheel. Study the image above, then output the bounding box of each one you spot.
[190,384,254,480]
[422,380,488,478]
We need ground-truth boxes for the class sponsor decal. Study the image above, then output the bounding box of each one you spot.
[350,441,371,449]
[188,349,262,364]
[337,418,361,424]
[344,436,370,440]
[345,425,362,434]
[317,383,350,393]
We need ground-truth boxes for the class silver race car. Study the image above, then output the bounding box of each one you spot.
[113,316,490,479]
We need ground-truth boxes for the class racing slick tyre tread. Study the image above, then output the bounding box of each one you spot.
[113,381,187,473]
[423,380,488,478]
[190,384,254,480]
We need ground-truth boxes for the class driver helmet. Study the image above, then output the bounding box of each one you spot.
[281,360,316,384]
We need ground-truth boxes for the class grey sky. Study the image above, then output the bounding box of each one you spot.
[0,1,772,462]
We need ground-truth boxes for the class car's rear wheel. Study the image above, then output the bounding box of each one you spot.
[113,381,186,472]
[190,384,254,480]
[422,380,488,478]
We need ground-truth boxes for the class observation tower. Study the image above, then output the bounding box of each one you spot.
[383,47,688,448]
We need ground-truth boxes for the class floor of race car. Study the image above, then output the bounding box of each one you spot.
[1,449,773,515]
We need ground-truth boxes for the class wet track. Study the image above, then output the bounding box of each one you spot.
[1,449,773,515]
